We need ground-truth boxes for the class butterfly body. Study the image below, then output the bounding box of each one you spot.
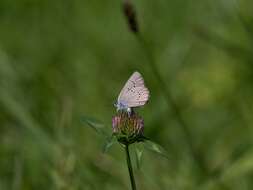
[116,71,149,114]
[115,101,132,115]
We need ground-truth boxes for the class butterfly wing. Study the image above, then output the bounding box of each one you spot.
[124,86,149,107]
[118,71,150,108]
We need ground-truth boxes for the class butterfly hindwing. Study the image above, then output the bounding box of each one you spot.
[118,71,149,108]
[126,87,149,107]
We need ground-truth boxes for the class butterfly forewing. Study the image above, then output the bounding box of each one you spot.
[118,71,149,108]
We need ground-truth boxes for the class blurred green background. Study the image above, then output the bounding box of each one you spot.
[1,0,253,189]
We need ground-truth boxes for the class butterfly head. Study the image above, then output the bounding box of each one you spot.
[115,100,132,115]
[115,101,127,111]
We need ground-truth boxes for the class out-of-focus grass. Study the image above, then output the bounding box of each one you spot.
[1,0,253,189]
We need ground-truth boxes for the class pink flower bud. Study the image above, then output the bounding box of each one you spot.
[112,112,144,143]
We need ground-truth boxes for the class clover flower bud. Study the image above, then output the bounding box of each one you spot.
[112,112,144,144]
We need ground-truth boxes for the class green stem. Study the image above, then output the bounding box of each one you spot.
[125,144,137,190]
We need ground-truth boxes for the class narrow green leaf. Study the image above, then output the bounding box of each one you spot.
[80,116,108,136]
[80,116,118,153]
[143,140,169,159]
[102,135,117,153]
[134,143,144,170]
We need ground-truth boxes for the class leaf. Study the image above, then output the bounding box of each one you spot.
[102,135,117,153]
[80,116,118,153]
[80,116,108,136]
[143,140,169,159]
[134,143,144,170]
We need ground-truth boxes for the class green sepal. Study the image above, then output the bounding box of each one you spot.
[115,133,148,145]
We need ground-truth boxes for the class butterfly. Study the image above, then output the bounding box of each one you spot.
[115,71,150,114]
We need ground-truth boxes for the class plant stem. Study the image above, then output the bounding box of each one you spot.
[125,144,137,190]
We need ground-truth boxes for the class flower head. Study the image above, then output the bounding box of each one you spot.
[112,112,145,145]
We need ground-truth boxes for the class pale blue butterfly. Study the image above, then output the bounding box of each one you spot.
[115,71,150,114]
